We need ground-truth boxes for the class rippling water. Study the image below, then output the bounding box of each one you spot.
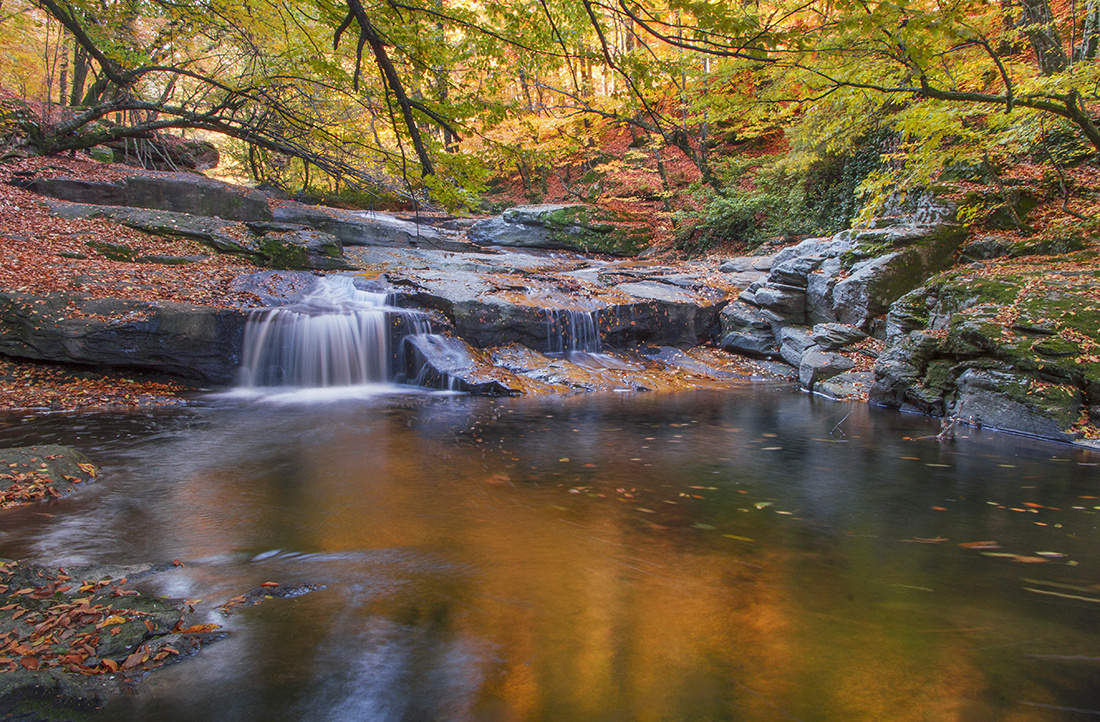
[1,386,1099,720]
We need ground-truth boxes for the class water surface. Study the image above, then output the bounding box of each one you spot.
[1,387,1099,720]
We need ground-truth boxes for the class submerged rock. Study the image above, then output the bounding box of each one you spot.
[0,445,97,508]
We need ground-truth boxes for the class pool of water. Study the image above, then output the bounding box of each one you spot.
[1,386,1099,720]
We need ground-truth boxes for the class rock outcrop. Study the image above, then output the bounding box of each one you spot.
[715,223,964,394]
[0,292,247,383]
[14,170,273,221]
[868,257,1100,442]
[272,204,470,252]
[469,204,650,256]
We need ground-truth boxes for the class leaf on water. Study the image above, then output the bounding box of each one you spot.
[260,581,280,588]
[754,501,773,509]
[722,535,754,542]
[1034,552,1067,558]
[932,506,948,511]
[558,458,570,463]
[762,446,782,451]
[692,523,716,530]
[959,541,1001,549]
[636,508,655,514]
[903,536,949,543]
[1024,587,1100,603]
[178,624,220,634]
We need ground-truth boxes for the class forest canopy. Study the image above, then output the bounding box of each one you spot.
[1,0,1098,236]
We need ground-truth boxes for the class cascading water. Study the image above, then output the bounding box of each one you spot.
[238,276,430,388]
[544,308,601,354]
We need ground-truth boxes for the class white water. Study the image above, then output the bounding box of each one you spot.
[544,308,601,353]
[238,276,430,389]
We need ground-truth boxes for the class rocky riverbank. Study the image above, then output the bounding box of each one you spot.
[1,157,1099,445]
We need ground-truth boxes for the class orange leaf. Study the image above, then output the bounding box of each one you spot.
[959,541,1000,549]
[101,658,118,673]
[178,624,220,634]
[19,656,38,670]
[260,582,280,588]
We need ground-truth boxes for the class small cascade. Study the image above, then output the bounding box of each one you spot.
[238,276,430,388]
[544,308,602,354]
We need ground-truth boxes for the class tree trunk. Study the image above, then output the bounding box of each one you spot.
[1019,0,1069,74]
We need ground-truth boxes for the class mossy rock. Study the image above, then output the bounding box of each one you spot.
[472,204,652,256]
[85,241,136,262]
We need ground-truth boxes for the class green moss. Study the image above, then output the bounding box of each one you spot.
[85,241,136,262]
[257,236,308,269]
[539,206,652,256]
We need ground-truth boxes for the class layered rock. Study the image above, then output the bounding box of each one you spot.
[14,170,272,221]
[273,204,469,252]
[0,292,247,383]
[47,202,352,271]
[717,222,965,395]
[469,204,650,256]
[869,257,1100,443]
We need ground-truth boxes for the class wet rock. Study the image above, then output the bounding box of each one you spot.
[219,582,327,613]
[16,170,272,221]
[952,368,1082,442]
[0,292,247,383]
[228,271,322,307]
[799,348,856,390]
[0,445,97,508]
[402,334,522,395]
[811,323,867,351]
[814,371,875,401]
[273,204,468,252]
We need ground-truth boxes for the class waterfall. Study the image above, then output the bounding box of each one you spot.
[544,308,601,354]
[238,276,430,388]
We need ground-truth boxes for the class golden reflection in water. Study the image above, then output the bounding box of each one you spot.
[134,396,1089,719]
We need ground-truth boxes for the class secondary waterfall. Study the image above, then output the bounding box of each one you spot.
[238,276,430,388]
[544,308,601,354]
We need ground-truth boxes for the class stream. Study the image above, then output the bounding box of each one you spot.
[1,386,1099,720]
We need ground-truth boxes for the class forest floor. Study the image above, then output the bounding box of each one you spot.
[0,157,256,413]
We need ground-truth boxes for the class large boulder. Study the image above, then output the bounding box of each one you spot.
[469,205,650,256]
[0,292,247,383]
[831,225,967,332]
[869,255,1100,444]
[47,202,352,270]
[401,334,521,395]
[272,205,468,252]
[16,170,272,221]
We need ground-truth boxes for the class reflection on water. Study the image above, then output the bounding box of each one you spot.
[1,388,1100,720]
